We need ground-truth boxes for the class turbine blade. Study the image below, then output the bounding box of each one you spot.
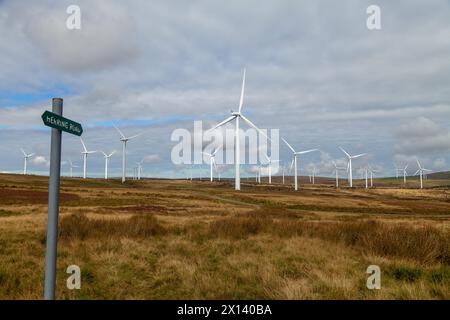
[240,115,271,141]
[113,125,126,139]
[281,138,296,153]
[20,148,27,156]
[207,116,236,132]
[126,132,143,140]
[296,149,318,155]
[339,147,351,158]
[212,145,222,156]
[80,138,88,152]
[351,153,367,159]
[416,158,422,169]
[238,69,246,113]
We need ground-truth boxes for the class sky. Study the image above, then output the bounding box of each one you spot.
[0,0,449,179]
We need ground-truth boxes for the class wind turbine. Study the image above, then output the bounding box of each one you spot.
[332,161,346,188]
[202,147,222,182]
[263,153,280,184]
[339,147,366,188]
[282,138,318,191]
[101,151,115,180]
[20,148,35,175]
[80,138,97,179]
[68,159,79,178]
[113,125,143,183]
[135,159,144,180]
[311,165,317,185]
[207,69,270,191]
[402,164,408,185]
[368,166,380,187]
[414,159,431,189]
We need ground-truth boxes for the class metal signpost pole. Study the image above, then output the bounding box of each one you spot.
[44,98,63,300]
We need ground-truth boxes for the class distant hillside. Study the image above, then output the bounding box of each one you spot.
[427,171,450,180]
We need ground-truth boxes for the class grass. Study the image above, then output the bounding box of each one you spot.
[0,173,449,299]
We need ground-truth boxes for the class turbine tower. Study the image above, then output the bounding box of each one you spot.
[207,69,270,191]
[80,138,97,179]
[101,151,115,180]
[20,148,35,175]
[282,138,318,191]
[339,147,366,188]
[113,125,143,183]
[414,159,431,189]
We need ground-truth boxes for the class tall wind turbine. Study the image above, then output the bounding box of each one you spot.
[207,69,270,191]
[263,153,280,184]
[414,159,431,189]
[80,138,97,179]
[202,147,221,182]
[68,159,79,178]
[101,151,115,180]
[339,147,366,188]
[20,148,35,175]
[113,125,143,183]
[332,161,346,188]
[282,138,318,191]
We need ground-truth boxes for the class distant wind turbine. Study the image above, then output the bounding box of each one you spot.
[68,159,79,178]
[402,164,408,185]
[263,153,280,184]
[339,147,366,188]
[207,69,270,191]
[282,138,318,191]
[202,147,222,182]
[101,151,115,180]
[414,158,431,189]
[20,148,35,175]
[80,138,97,179]
[113,125,143,183]
[332,161,346,188]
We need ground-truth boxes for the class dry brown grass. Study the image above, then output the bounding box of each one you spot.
[59,213,166,240]
[0,173,449,300]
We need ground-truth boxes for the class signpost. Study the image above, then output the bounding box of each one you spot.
[42,98,83,300]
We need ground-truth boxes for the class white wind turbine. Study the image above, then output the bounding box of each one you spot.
[402,164,408,185]
[207,69,270,191]
[135,158,145,180]
[202,147,222,182]
[414,158,431,189]
[332,161,346,188]
[101,151,115,180]
[263,153,280,184]
[68,159,79,178]
[368,166,380,188]
[20,148,35,175]
[282,138,318,191]
[339,147,366,188]
[113,125,143,183]
[80,138,97,179]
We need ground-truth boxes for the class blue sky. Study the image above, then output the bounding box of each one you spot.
[1,0,450,178]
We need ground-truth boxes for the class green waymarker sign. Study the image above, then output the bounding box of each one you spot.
[41,110,83,136]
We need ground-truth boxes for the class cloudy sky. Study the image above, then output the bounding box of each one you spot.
[0,0,449,178]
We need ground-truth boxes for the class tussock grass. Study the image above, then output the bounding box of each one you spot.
[59,214,166,240]
[208,216,449,265]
